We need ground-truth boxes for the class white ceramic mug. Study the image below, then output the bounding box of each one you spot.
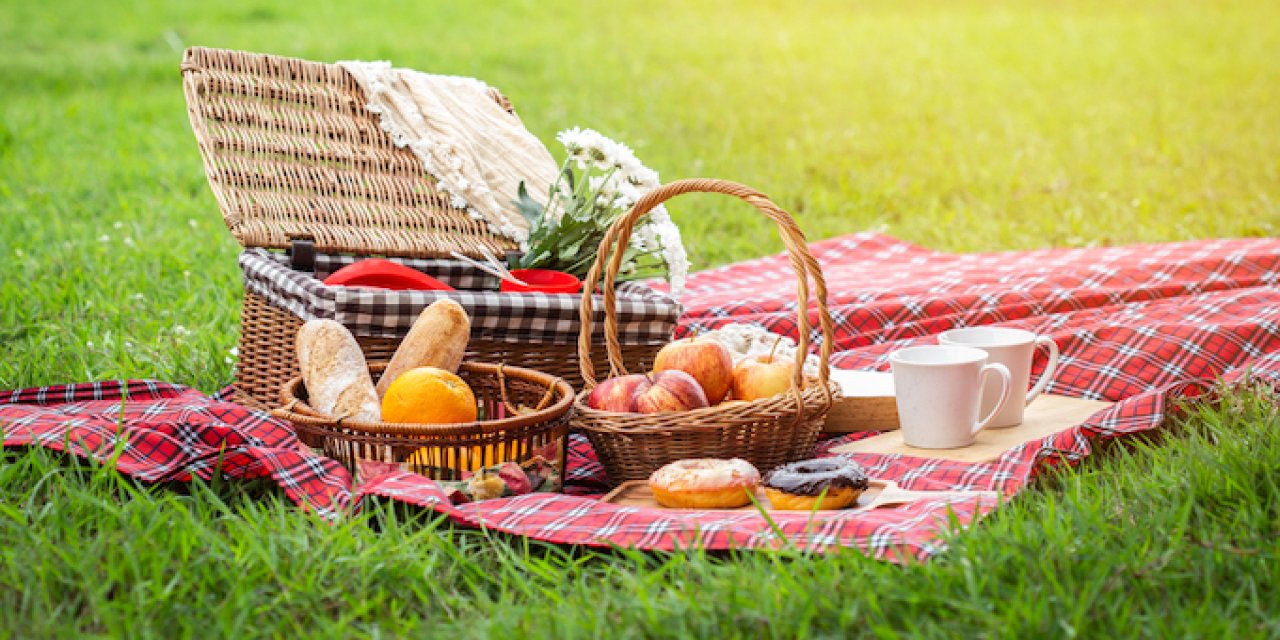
[889,345,1012,449]
[937,327,1060,428]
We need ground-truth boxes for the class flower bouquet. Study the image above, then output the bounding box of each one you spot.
[515,128,689,295]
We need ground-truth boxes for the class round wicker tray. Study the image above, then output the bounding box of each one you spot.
[272,362,574,482]
[571,178,838,484]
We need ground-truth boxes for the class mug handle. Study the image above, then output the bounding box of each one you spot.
[972,363,1012,436]
[1025,336,1060,405]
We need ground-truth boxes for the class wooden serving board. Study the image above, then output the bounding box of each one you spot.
[829,394,1112,463]
[824,369,899,433]
[600,479,998,513]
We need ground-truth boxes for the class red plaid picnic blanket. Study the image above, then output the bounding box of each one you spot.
[4,234,1279,561]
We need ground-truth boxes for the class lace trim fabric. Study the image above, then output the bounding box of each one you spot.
[338,60,553,244]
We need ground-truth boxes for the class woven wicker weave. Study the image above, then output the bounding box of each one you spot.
[273,362,574,482]
[572,179,837,485]
[236,290,659,410]
[181,47,668,408]
[181,46,517,259]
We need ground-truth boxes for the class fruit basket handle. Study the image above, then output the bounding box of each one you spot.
[577,178,834,393]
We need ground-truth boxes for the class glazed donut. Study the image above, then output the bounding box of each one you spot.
[648,458,761,509]
[762,458,869,510]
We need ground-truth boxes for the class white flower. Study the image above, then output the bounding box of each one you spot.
[606,140,635,171]
[556,127,626,171]
[172,325,190,338]
[556,127,587,159]
[649,205,688,296]
[98,235,110,243]
[123,237,134,247]
[626,165,660,189]
[86,341,94,349]
[13,249,22,257]
[113,221,124,230]
[187,219,198,229]
[540,127,687,293]
[229,346,239,358]
[632,223,657,252]
[613,182,642,210]
[556,127,601,170]
[647,204,673,225]
[183,270,191,278]
[131,293,145,301]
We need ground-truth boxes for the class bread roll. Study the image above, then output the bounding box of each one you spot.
[296,319,381,422]
[376,299,472,398]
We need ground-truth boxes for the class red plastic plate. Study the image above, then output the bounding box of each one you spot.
[322,259,455,291]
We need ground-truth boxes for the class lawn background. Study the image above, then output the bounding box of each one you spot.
[1,0,1278,637]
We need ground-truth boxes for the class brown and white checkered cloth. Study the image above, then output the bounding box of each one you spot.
[239,248,681,343]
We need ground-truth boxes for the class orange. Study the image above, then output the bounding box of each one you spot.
[381,366,478,424]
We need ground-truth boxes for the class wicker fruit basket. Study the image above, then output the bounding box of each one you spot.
[180,46,678,409]
[272,362,574,483]
[572,179,838,484]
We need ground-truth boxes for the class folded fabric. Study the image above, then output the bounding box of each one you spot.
[338,60,560,244]
[675,234,1280,401]
[4,233,1279,561]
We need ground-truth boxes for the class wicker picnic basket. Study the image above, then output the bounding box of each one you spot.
[572,179,838,484]
[180,46,678,409]
[272,361,574,482]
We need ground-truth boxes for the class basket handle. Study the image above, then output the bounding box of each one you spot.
[577,179,834,393]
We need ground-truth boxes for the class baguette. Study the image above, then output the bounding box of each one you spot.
[296,319,381,422]
[376,299,472,398]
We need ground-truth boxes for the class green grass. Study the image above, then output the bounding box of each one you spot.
[1,0,1278,636]
[2,384,1276,637]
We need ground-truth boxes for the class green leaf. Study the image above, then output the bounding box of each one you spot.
[560,163,575,193]
[514,181,546,226]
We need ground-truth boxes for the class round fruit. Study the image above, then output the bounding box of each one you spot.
[731,355,796,402]
[653,337,735,404]
[381,366,478,424]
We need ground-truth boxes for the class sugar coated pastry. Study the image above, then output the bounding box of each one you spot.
[648,458,762,509]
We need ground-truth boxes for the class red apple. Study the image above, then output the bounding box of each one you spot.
[632,370,710,413]
[731,354,797,402]
[653,337,735,404]
[586,374,651,412]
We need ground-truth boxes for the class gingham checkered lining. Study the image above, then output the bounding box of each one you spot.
[239,248,681,343]
[6,233,1280,562]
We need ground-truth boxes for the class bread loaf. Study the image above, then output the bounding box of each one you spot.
[376,299,472,398]
[296,319,382,422]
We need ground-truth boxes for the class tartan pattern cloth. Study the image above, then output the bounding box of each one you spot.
[0,381,356,519]
[241,248,681,343]
[5,233,1280,561]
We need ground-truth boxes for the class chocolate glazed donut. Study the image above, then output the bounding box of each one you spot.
[762,458,869,510]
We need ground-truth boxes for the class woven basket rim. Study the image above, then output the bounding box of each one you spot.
[571,378,838,434]
[273,361,574,437]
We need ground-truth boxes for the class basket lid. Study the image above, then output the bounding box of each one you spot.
[180,46,519,259]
